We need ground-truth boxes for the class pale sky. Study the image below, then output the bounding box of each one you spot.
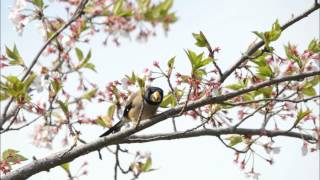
[1,0,319,180]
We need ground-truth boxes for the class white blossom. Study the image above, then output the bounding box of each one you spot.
[31,76,44,93]
[121,77,129,90]
[36,23,47,41]
[9,0,29,34]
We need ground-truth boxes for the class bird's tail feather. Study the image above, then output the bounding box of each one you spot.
[99,120,124,137]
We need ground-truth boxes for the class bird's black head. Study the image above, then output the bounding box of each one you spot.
[144,86,163,105]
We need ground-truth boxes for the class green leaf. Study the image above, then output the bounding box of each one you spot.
[2,149,28,163]
[137,77,145,89]
[75,48,84,61]
[309,75,320,86]
[167,56,175,69]
[302,86,316,96]
[60,163,70,174]
[199,57,213,67]
[242,93,254,101]
[258,66,273,77]
[32,0,44,8]
[284,43,302,67]
[193,69,207,78]
[296,109,311,123]
[51,80,61,93]
[0,92,9,101]
[257,65,273,77]
[160,93,173,108]
[259,86,273,98]
[6,45,24,66]
[96,115,112,127]
[78,50,96,72]
[185,49,199,69]
[142,157,152,172]
[79,50,92,68]
[192,31,208,47]
[58,100,69,119]
[251,54,267,66]
[252,31,265,40]
[24,73,37,91]
[226,135,242,146]
[269,19,282,41]
[225,83,245,91]
[2,149,19,160]
[83,63,96,72]
[113,0,124,16]
[82,88,97,100]
[107,104,116,118]
[253,20,282,47]
[308,39,320,53]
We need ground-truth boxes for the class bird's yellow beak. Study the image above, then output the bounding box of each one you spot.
[150,91,161,103]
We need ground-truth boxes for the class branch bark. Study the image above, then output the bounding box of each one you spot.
[125,128,316,144]
[2,70,319,180]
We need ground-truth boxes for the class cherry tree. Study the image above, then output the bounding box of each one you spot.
[0,0,319,179]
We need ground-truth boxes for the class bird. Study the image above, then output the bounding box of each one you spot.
[99,86,163,137]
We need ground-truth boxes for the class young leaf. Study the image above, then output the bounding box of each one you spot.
[192,31,208,47]
[58,100,69,119]
[160,93,173,108]
[308,39,320,53]
[257,65,273,78]
[225,83,245,91]
[113,0,124,16]
[6,45,24,66]
[51,80,61,94]
[252,31,265,40]
[75,48,84,61]
[0,92,9,101]
[137,77,145,89]
[284,43,302,67]
[269,19,282,41]
[107,104,116,118]
[23,73,37,91]
[82,88,97,100]
[167,56,175,69]
[142,157,152,172]
[226,135,242,146]
[302,86,316,96]
[296,109,311,123]
[2,149,28,163]
[32,0,44,8]
[60,163,71,174]
[96,116,112,128]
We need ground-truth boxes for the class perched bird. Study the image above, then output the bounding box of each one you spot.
[99,86,163,137]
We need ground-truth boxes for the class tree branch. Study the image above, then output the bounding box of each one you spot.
[219,3,320,83]
[0,0,89,129]
[125,128,316,143]
[2,70,319,180]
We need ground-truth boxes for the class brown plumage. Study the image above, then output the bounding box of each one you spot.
[99,87,163,137]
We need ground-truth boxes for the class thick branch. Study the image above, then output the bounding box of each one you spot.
[2,71,319,180]
[125,128,316,143]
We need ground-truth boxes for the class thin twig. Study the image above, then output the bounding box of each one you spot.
[0,0,89,128]
[220,3,320,83]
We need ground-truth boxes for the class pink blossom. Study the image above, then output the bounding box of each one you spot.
[301,142,308,156]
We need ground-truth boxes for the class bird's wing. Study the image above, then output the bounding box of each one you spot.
[99,120,124,137]
[99,92,138,137]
